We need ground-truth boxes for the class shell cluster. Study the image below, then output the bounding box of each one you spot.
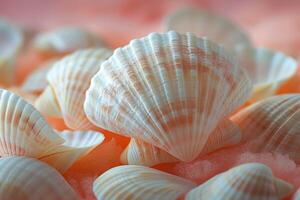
[0,6,299,200]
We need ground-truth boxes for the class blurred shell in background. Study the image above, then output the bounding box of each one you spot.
[0,19,23,86]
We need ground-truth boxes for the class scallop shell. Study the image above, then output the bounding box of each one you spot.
[33,27,106,57]
[165,8,252,51]
[85,31,252,161]
[0,156,80,200]
[235,47,298,102]
[7,86,38,105]
[0,89,104,172]
[93,165,196,200]
[22,59,57,93]
[121,119,241,166]
[35,48,112,130]
[185,163,293,200]
[0,19,23,86]
[231,94,300,163]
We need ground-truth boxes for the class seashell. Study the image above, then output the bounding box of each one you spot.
[0,156,80,200]
[121,119,241,166]
[84,31,252,161]
[93,165,196,200]
[33,26,106,57]
[235,47,298,102]
[7,86,38,105]
[35,48,112,130]
[164,8,252,51]
[21,59,57,93]
[231,94,300,163]
[0,89,104,172]
[185,162,293,200]
[0,19,23,86]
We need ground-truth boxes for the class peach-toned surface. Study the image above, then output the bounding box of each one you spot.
[1,0,300,199]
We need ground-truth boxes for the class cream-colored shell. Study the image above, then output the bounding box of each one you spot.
[33,26,106,56]
[165,8,252,51]
[121,119,241,166]
[185,163,293,200]
[0,19,23,86]
[85,31,252,162]
[35,48,112,130]
[93,165,196,200]
[0,156,80,200]
[0,89,104,172]
[232,94,300,163]
[235,47,298,102]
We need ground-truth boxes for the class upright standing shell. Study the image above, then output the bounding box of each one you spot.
[231,94,300,163]
[35,48,112,130]
[0,89,104,172]
[185,163,293,200]
[121,119,241,166]
[0,19,23,86]
[85,31,252,161]
[22,59,57,94]
[93,165,196,200]
[165,8,252,51]
[235,47,298,102]
[0,156,80,200]
[33,27,106,57]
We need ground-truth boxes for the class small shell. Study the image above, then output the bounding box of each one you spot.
[21,59,57,93]
[85,31,252,161]
[0,89,104,172]
[0,156,80,200]
[121,119,240,166]
[0,19,23,86]
[33,27,106,57]
[235,47,298,102]
[185,163,293,200]
[93,165,196,200]
[232,94,300,163]
[164,8,252,51]
[35,48,112,130]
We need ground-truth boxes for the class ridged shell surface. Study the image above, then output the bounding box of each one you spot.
[85,31,252,161]
[165,8,252,51]
[93,165,196,200]
[0,156,80,200]
[232,94,300,163]
[37,48,112,130]
[185,163,293,200]
[235,47,298,102]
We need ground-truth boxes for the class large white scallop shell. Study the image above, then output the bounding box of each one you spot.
[85,31,252,161]
[93,165,196,200]
[235,47,298,102]
[165,8,252,51]
[0,156,80,200]
[232,94,300,163]
[0,19,23,86]
[0,89,104,172]
[33,26,106,56]
[185,163,293,200]
[35,48,112,130]
[121,119,241,166]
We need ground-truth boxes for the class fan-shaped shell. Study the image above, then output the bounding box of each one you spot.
[235,47,298,102]
[0,156,80,200]
[93,165,196,200]
[185,163,293,200]
[0,19,23,86]
[0,89,104,172]
[22,59,57,93]
[121,119,241,166]
[33,27,106,57]
[232,94,300,163]
[35,48,112,130]
[85,31,252,161]
[165,8,252,51]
